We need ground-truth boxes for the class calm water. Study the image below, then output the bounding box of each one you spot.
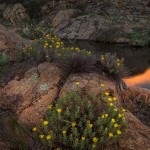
[65,40,150,90]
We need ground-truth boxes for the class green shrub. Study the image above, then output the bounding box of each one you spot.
[0,52,9,65]
[32,84,127,149]
[24,0,48,19]
[96,53,128,80]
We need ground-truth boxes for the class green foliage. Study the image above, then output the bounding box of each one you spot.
[25,34,92,63]
[125,29,150,46]
[23,34,127,81]
[96,53,128,79]
[15,20,53,40]
[32,85,127,149]
[23,0,48,19]
[0,53,9,65]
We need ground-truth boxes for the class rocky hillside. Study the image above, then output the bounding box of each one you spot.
[0,62,150,149]
[0,0,150,46]
[43,0,150,46]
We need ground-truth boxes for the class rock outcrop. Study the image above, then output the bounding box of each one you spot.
[3,3,29,25]
[0,62,150,150]
[41,0,150,46]
[0,24,31,58]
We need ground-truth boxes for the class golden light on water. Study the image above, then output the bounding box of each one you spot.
[124,68,150,87]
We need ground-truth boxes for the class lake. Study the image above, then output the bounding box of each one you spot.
[65,40,150,90]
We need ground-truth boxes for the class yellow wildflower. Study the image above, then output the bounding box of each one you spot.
[101,115,105,118]
[75,48,80,51]
[62,130,67,135]
[108,97,113,102]
[49,45,52,48]
[45,43,48,46]
[71,122,76,127]
[48,105,52,109]
[100,83,105,87]
[32,127,37,132]
[113,97,117,101]
[92,144,96,148]
[39,134,44,139]
[75,82,80,85]
[101,57,104,60]
[118,114,122,118]
[114,123,119,128]
[88,51,91,55]
[122,117,126,120]
[117,130,122,135]
[46,135,51,140]
[109,132,113,137]
[117,63,120,66]
[81,136,86,141]
[105,114,108,117]
[109,103,114,106]
[57,108,62,113]
[93,137,98,143]
[114,108,117,112]
[111,118,115,123]
[43,120,49,126]
[105,92,110,96]
[55,42,60,45]
[89,124,93,128]
[122,108,125,112]
[56,148,60,150]
[56,45,60,48]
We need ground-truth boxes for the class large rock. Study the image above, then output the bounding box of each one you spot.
[40,0,149,46]
[0,62,150,149]
[0,62,62,125]
[54,14,150,46]
[52,9,82,27]
[3,3,29,25]
[0,26,31,58]
[119,111,150,150]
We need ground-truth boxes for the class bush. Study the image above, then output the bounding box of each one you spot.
[95,53,128,80]
[24,34,128,82]
[0,52,9,65]
[24,0,48,19]
[32,84,127,149]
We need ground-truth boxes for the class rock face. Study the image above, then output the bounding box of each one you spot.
[0,62,62,125]
[41,0,150,46]
[119,111,150,150]
[0,25,31,58]
[3,3,29,25]
[54,14,150,46]
[52,9,82,27]
[0,62,150,149]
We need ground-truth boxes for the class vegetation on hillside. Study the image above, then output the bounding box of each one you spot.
[32,85,127,149]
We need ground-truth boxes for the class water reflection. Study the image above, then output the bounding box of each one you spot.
[64,40,150,89]
[124,68,150,89]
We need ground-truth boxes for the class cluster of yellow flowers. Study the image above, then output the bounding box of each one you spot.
[43,34,64,49]
[100,54,122,67]
[31,81,127,149]
[100,83,126,138]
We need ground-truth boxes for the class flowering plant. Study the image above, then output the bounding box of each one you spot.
[32,83,127,149]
